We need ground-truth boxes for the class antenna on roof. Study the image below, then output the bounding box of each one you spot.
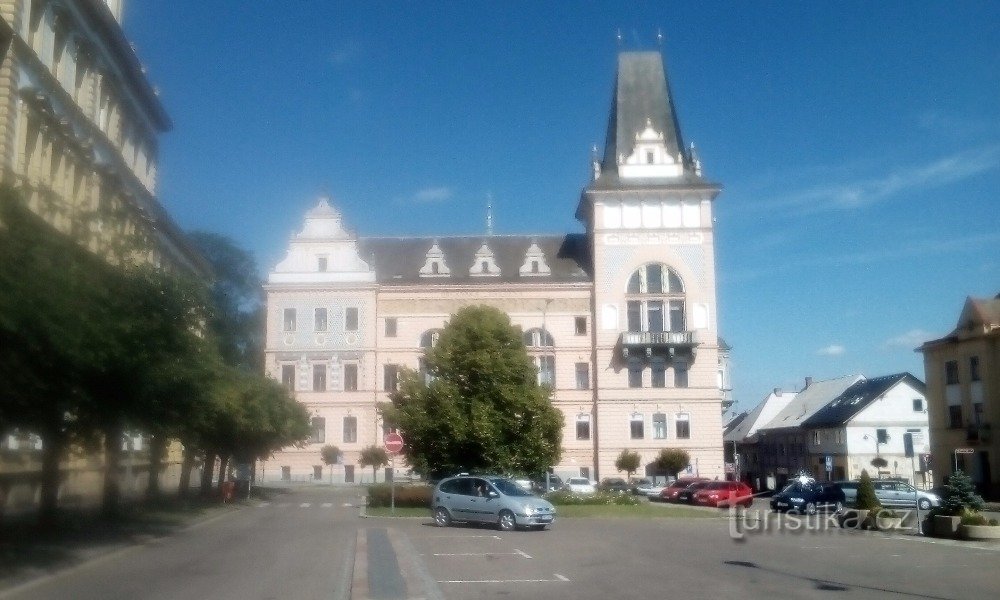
[657,28,664,47]
[486,193,494,236]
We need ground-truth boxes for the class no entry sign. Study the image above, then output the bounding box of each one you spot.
[384,432,404,454]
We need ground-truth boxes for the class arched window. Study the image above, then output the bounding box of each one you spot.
[625,264,686,333]
[523,328,554,386]
[522,328,554,348]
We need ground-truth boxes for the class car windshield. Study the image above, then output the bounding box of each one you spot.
[487,477,533,497]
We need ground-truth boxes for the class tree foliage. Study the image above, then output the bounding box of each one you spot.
[941,470,984,516]
[855,470,881,511]
[321,445,341,467]
[615,449,641,479]
[383,305,563,478]
[870,456,888,469]
[359,445,389,481]
[654,448,690,477]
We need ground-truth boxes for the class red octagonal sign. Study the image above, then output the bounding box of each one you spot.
[384,432,404,455]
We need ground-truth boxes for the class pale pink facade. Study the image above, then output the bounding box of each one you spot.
[261,51,727,484]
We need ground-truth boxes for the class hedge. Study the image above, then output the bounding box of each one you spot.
[544,490,641,506]
[367,484,433,508]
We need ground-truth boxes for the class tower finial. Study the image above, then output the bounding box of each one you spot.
[486,193,494,236]
[657,28,664,47]
[616,28,623,47]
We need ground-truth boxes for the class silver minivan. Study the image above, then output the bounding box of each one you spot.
[837,480,941,510]
[431,475,556,531]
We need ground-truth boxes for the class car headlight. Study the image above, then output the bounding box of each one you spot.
[524,505,536,515]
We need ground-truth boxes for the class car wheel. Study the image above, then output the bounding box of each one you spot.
[433,507,452,527]
[918,498,931,510]
[498,510,517,532]
[805,502,817,515]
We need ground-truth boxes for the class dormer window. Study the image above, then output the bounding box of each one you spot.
[317,256,328,272]
[431,262,439,275]
[481,261,488,272]
[419,241,451,277]
[519,242,551,277]
[531,261,539,273]
[646,151,654,164]
[470,243,500,277]
[619,117,685,179]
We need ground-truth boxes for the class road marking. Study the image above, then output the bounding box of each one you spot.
[257,502,270,508]
[321,502,333,508]
[515,549,533,559]
[300,503,311,508]
[431,552,526,557]
[276,502,290,507]
[427,534,502,539]
[342,503,353,507]
[439,574,570,584]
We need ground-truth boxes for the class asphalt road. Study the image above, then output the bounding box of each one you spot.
[5,487,999,600]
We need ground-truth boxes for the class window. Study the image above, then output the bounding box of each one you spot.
[317,256,328,272]
[630,413,644,439]
[653,413,667,439]
[676,413,690,439]
[626,264,685,333]
[523,328,554,348]
[876,428,888,444]
[945,360,959,385]
[580,467,590,479]
[281,365,295,390]
[575,317,587,335]
[283,308,296,331]
[420,329,441,348]
[628,361,643,388]
[481,261,489,272]
[313,465,323,479]
[384,364,400,391]
[948,405,962,429]
[531,260,539,273]
[576,414,591,440]
[970,356,980,382]
[835,429,844,444]
[651,360,666,388]
[314,308,328,332]
[344,465,355,483]
[281,466,291,481]
[431,262,439,275]
[575,362,590,390]
[385,318,397,337]
[309,417,326,444]
[813,431,821,445]
[343,416,357,443]
[345,307,358,331]
[537,356,555,386]
[343,364,358,391]
[913,398,923,412]
[974,402,984,426]
[674,364,689,388]
[312,365,327,391]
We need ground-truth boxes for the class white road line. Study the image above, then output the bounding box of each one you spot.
[515,549,533,559]
[300,503,311,508]
[322,502,333,508]
[428,535,502,539]
[432,552,524,557]
[257,502,270,508]
[276,503,290,507]
[342,503,353,507]
[439,574,570,584]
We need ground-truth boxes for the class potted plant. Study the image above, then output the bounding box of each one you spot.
[959,511,1000,541]
[875,508,902,530]
[933,470,984,538]
[841,470,881,529]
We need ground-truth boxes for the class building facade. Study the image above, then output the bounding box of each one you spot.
[919,294,1000,499]
[262,51,727,484]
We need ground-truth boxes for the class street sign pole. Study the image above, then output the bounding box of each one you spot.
[390,453,395,516]
[383,432,404,516]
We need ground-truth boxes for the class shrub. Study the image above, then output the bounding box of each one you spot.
[960,511,988,526]
[367,484,433,508]
[877,508,899,519]
[990,519,999,526]
[544,490,640,506]
[941,471,984,516]
[855,470,881,511]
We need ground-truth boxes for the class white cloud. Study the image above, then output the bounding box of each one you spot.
[884,329,935,349]
[817,344,846,357]
[412,187,453,203]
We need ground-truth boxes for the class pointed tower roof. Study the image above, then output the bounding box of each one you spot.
[602,51,685,171]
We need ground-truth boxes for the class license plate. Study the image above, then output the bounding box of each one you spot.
[776,502,788,508]
[538,516,552,522]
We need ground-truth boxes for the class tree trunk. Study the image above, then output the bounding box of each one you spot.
[146,434,166,501]
[217,455,230,490]
[200,451,216,497]
[102,423,123,518]
[38,430,64,529]
[178,445,196,498]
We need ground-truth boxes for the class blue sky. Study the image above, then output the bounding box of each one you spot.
[126,1,999,412]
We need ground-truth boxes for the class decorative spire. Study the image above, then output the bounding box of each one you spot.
[486,194,494,236]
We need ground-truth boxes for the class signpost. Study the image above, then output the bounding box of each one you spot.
[384,432,404,515]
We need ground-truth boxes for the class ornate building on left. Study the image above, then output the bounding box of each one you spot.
[0,1,210,512]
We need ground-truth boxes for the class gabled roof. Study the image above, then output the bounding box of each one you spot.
[723,411,749,437]
[801,373,927,429]
[357,235,591,285]
[919,293,1000,350]
[724,389,797,443]
[757,374,863,433]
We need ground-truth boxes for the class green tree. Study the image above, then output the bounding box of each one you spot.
[855,469,881,511]
[654,448,690,478]
[359,445,389,482]
[383,305,563,478]
[321,445,341,483]
[870,456,888,469]
[615,449,641,479]
[940,470,984,516]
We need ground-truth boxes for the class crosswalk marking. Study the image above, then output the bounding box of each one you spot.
[322,502,333,507]
[300,503,311,507]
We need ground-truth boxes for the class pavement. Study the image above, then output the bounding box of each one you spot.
[3,486,999,600]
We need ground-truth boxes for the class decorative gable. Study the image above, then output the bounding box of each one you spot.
[469,243,500,277]
[519,241,551,277]
[619,118,684,179]
[418,241,451,278]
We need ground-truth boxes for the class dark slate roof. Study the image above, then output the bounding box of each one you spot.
[602,52,685,172]
[801,373,927,429]
[358,234,592,285]
[723,411,749,437]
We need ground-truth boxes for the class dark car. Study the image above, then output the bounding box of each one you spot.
[675,481,712,504]
[532,474,563,494]
[599,477,630,493]
[770,479,845,514]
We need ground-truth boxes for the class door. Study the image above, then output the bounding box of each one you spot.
[464,478,497,523]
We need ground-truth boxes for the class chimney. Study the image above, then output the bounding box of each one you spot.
[804,377,813,389]
[773,388,781,396]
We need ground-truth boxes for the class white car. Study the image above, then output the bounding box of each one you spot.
[564,477,597,494]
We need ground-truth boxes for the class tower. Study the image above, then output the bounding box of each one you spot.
[578,51,725,479]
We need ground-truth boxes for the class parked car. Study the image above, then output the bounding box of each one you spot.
[599,477,630,493]
[660,477,710,502]
[564,477,597,494]
[692,481,755,508]
[837,480,941,510]
[629,477,655,495]
[431,475,556,531]
[511,476,533,492]
[533,474,563,494]
[675,481,713,504]
[770,479,845,514]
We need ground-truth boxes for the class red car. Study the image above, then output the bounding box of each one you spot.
[660,477,709,502]
[692,481,754,508]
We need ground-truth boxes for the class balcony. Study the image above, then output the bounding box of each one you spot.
[618,330,698,359]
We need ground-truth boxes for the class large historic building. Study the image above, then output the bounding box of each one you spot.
[263,51,727,484]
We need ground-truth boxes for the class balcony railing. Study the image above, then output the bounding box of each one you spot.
[620,331,695,346]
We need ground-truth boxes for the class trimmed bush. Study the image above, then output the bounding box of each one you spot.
[544,490,640,506]
[367,484,433,508]
[855,470,881,511]
[960,511,989,526]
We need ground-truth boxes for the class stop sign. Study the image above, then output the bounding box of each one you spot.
[384,432,404,455]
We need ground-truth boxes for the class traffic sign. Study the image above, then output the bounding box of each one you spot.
[384,432,404,454]
[955,448,975,454]
[825,455,833,472]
